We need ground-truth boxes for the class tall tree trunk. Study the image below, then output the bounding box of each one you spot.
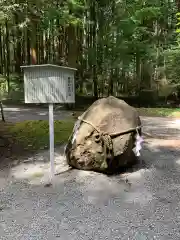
[176,0,180,11]
[39,30,44,64]
[90,0,98,99]
[0,101,5,122]
[109,69,114,95]
[27,28,31,64]
[77,27,84,94]
[14,14,21,73]
[5,21,10,92]
[67,25,78,68]
[136,51,141,92]
[0,28,3,74]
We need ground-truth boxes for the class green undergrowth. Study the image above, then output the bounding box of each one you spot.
[137,108,180,117]
[7,120,75,151]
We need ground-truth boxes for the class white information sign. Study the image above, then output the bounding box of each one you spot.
[21,64,77,183]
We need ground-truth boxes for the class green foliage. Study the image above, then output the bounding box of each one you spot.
[176,12,180,44]
[8,120,75,150]
[137,108,180,117]
[0,74,24,102]
[168,13,180,84]
[0,0,179,99]
[0,75,8,100]
[164,47,180,84]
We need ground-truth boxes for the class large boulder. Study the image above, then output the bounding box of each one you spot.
[65,96,143,173]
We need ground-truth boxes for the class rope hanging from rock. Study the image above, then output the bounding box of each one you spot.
[78,116,142,163]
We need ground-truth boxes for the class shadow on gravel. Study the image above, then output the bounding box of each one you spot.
[0,139,180,239]
[1,138,180,186]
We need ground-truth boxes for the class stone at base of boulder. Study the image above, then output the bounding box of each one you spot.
[67,150,140,175]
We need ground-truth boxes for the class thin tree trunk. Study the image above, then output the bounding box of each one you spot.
[109,69,114,95]
[0,101,5,122]
[15,16,21,73]
[136,51,141,92]
[39,30,44,64]
[27,28,31,64]
[0,28,3,74]
[5,21,10,92]
[90,1,98,99]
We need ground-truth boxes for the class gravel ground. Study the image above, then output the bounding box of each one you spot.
[0,106,180,239]
[0,141,180,240]
[2,106,71,122]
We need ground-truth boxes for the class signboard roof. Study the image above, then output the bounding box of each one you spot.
[21,64,77,71]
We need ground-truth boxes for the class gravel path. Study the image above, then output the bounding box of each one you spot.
[0,106,180,239]
[2,105,71,122]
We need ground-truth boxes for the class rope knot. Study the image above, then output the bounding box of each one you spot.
[94,132,113,152]
[78,117,114,164]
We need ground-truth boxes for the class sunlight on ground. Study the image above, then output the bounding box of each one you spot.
[121,168,151,181]
[80,167,152,205]
[4,140,159,207]
[9,145,150,204]
[10,148,70,185]
[175,159,180,166]
[38,112,48,116]
[0,145,157,208]
[3,107,21,112]
[167,119,180,128]
[150,139,180,148]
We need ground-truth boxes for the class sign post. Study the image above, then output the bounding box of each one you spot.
[21,64,76,183]
[49,103,55,179]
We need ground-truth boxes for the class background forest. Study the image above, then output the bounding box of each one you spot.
[1,0,180,106]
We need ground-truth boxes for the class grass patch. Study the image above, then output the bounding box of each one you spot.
[7,119,75,151]
[137,108,180,117]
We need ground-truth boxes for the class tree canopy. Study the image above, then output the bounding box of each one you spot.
[0,0,180,99]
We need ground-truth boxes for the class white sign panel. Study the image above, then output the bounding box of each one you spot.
[21,64,76,104]
[21,64,77,183]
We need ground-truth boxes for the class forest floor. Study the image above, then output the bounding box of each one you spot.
[0,106,180,239]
